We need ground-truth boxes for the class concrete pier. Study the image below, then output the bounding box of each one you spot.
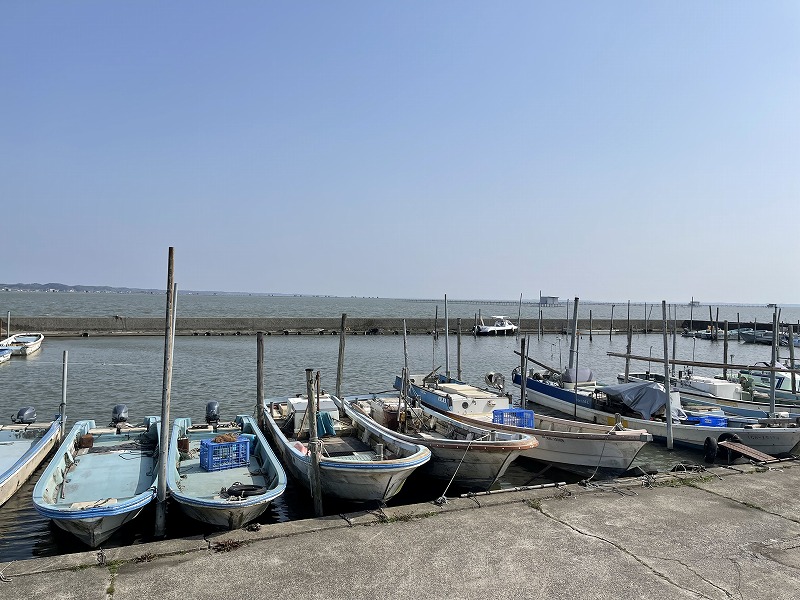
[2,316,696,337]
[3,461,800,599]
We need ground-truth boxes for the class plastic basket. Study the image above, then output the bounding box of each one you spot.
[199,438,250,471]
[492,408,535,429]
[698,415,728,428]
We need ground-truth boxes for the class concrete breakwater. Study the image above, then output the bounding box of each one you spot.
[2,316,723,336]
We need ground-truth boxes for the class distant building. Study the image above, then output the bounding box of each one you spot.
[539,296,559,306]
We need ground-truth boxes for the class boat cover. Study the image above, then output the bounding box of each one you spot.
[601,381,684,421]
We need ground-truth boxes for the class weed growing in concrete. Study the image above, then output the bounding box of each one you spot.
[213,539,243,553]
[525,498,543,511]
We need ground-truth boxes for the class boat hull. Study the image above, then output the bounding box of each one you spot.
[263,396,430,503]
[516,374,800,455]
[0,333,44,356]
[32,418,160,547]
[167,415,286,529]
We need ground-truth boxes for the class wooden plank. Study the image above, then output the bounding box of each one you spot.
[717,441,776,463]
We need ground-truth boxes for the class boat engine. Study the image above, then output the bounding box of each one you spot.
[111,404,129,425]
[12,406,36,424]
[205,401,220,426]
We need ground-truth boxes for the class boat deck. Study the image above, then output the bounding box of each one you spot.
[0,425,49,475]
[57,435,156,507]
[176,435,266,498]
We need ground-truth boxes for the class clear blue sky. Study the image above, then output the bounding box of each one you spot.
[2,2,798,303]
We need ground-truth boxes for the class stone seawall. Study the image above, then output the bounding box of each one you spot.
[0,316,705,336]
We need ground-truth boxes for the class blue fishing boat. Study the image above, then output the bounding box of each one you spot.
[32,406,160,547]
[167,405,286,529]
[1,407,64,507]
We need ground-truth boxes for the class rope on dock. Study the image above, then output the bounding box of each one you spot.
[0,560,15,583]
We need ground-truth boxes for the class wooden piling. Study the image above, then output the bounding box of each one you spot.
[589,310,593,341]
[624,327,633,382]
[609,305,614,340]
[155,247,176,538]
[307,369,323,517]
[723,321,729,379]
[789,324,797,394]
[568,298,579,370]
[661,301,673,450]
[456,318,462,381]
[335,313,347,406]
[60,350,68,438]
[256,332,265,430]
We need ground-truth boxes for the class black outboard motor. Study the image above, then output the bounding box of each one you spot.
[111,404,129,425]
[12,407,36,424]
[205,401,220,426]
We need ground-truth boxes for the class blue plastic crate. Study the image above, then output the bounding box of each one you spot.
[698,415,728,427]
[199,437,250,471]
[492,408,535,429]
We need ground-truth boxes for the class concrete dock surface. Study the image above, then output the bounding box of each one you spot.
[3,461,800,599]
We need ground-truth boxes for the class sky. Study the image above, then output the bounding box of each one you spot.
[2,2,798,303]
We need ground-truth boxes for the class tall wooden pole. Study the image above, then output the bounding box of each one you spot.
[662,301,673,450]
[256,332,265,430]
[609,305,614,340]
[444,294,450,379]
[456,318,462,381]
[589,310,593,341]
[624,326,633,382]
[155,247,176,538]
[335,313,347,406]
[519,337,527,408]
[517,293,522,340]
[60,350,68,438]
[671,304,677,376]
[306,369,323,516]
[789,324,797,394]
[722,321,729,379]
[568,298,579,370]
[769,308,778,414]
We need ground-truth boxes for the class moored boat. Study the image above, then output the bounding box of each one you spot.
[473,316,518,336]
[396,373,653,478]
[0,347,12,364]
[167,404,286,529]
[1,407,64,507]
[32,406,160,547]
[342,391,538,491]
[0,332,45,356]
[262,392,431,503]
[514,369,800,459]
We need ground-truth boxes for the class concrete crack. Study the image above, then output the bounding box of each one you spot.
[538,506,719,599]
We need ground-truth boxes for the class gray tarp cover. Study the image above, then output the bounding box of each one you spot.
[601,381,668,420]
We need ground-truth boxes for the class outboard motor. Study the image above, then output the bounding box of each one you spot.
[205,401,220,426]
[111,404,129,426]
[12,407,36,424]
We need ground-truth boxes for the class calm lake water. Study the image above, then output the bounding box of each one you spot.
[1,293,793,560]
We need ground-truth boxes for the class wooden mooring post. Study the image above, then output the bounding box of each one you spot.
[307,369,323,517]
[256,332,265,430]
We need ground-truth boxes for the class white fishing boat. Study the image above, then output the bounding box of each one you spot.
[0,332,44,356]
[514,369,800,459]
[32,406,160,547]
[619,371,800,419]
[1,407,64,507]
[737,363,800,403]
[342,391,538,491]
[473,316,518,336]
[396,374,653,478]
[263,392,431,503]
[167,405,286,529]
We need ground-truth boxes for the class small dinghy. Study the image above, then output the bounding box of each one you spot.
[167,402,287,529]
[0,332,45,356]
[1,407,65,507]
[0,347,12,365]
[33,405,160,547]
